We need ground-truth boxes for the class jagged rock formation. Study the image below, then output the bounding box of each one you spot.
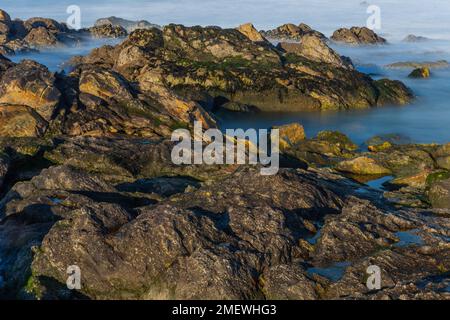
[0,151,448,299]
[331,27,387,45]
[386,60,449,69]
[237,23,267,42]
[276,34,353,69]
[95,16,161,33]
[261,23,327,41]
[71,24,411,113]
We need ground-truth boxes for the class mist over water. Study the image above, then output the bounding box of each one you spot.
[219,40,450,145]
[2,0,450,39]
[3,0,450,144]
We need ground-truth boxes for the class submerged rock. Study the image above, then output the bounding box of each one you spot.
[331,27,387,45]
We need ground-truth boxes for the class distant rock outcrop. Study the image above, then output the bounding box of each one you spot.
[403,34,430,42]
[331,27,387,45]
[261,23,327,41]
[386,60,449,69]
[0,9,129,54]
[95,16,161,33]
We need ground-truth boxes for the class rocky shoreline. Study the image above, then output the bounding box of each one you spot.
[0,8,449,300]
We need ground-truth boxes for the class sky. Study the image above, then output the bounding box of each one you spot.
[1,0,450,40]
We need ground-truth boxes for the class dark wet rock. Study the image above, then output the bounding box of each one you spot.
[43,136,238,184]
[386,60,449,69]
[331,27,387,45]
[408,67,431,78]
[260,264,318,299]
[95,16,161,33]
[0,164,448,300]
[0,151,9,189]
[218,101,259,112]
[261,23,327,42]
[0,53,13,72]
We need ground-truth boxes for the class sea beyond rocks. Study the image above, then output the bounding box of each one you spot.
[0,8,449,300]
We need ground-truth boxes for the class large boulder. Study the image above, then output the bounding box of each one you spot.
[0,60,61,121]
[435,143,450,170]
[236,23,267,42]
[0,104,48,137]
[24,17,68,34]
[274,122,306,150]
[23,27,59,47]
[277,34,353,69]
[336,156,392,175]
[331,27,387,45]
[408,67,431,79]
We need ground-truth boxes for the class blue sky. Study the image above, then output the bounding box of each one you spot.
[2,0,450,39]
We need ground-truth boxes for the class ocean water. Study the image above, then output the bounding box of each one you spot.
[2,0,450,144]
[218,40,450,144]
